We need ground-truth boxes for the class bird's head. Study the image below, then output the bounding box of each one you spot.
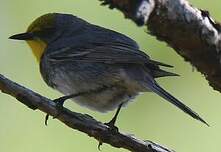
[9,13,85,62]
[9,13,58,62]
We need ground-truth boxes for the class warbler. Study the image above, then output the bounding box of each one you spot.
[9,13,208,127]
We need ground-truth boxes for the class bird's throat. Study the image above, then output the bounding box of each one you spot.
[27,40,47,62]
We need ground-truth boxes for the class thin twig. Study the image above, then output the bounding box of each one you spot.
[0,74,174,152]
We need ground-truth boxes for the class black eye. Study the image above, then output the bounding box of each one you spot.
[35,27,56,37]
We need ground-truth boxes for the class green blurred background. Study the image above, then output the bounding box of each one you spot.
[0,0,221,152]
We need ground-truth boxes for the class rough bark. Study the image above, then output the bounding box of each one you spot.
[100,0,221,92]
[0,74,174,152]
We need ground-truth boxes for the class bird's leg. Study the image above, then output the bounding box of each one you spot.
[98,103,124,150]
[45,93,84,126]
[105,102,124,131]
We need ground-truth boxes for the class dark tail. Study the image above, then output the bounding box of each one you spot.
[149,82,209,126]
[153,69,180,78]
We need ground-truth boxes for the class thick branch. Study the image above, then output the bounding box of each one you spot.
[0,74,173,152]
[100,0,221,92]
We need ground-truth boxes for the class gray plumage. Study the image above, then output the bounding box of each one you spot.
[12,13,208,125]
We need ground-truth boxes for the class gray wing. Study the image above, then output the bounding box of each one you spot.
[49,42,148,64]
[46,23,177,77]
[47,41,177,78]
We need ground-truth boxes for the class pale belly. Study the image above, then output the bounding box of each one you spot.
[52,69,140,112]
[40,59,148,112]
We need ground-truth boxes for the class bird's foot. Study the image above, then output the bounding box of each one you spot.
[97,120,119,150]
[98,142,103,151]
[44,97,66,126]
[104,120,119,132]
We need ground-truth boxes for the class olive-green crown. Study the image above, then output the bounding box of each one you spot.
[27,13,56,32]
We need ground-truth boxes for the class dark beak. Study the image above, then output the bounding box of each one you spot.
[9,32,35,40]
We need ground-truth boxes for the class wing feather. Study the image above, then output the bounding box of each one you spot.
[48,41,172,68]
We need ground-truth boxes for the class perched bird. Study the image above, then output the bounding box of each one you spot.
[9,13,208,127]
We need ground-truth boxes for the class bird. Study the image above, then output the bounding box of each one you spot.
[9,13,208,128]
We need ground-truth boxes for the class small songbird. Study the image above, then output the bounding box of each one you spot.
[9,13,208,128]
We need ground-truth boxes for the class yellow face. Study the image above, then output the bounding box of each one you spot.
[27,40,47,62]
[26,13,55,62]
[10,13,56,62]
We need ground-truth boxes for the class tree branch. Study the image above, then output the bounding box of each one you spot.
[100,0,221,92]
[0,74,174,152]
